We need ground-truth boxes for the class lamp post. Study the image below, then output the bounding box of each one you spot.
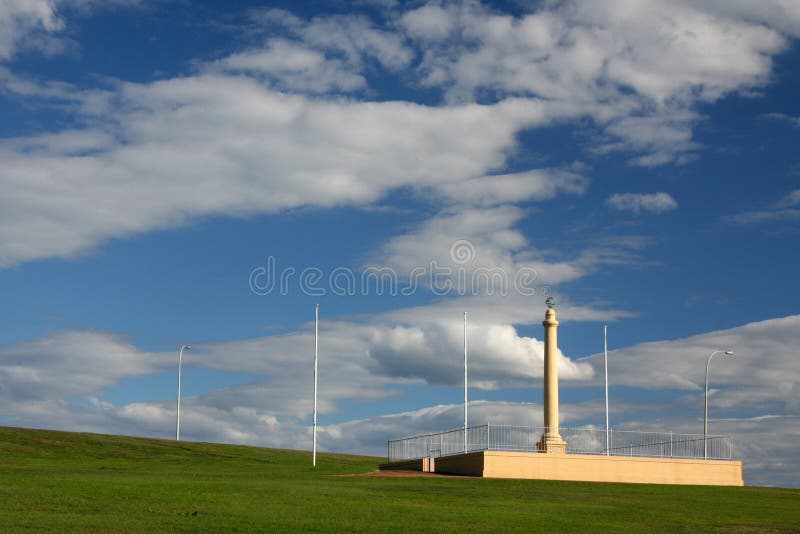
[704,349,733,459]
[176,344,191,441]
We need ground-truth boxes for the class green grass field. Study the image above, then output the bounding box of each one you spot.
[0,426,797,533]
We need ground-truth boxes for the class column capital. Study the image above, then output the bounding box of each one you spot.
[543,308,558,327]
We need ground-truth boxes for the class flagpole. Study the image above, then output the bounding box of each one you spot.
[176,344,190,441]
[464,311,468,453]
[604,324,609,455]
[313,304,319,467]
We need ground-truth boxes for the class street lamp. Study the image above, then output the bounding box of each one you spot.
[176,344,191,441]
[704,349,733,459]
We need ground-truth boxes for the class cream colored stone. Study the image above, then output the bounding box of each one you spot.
[540,307,567,453]
[380,304,745,487]
[433,451,743,486]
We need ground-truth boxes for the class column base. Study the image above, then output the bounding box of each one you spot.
[538,433,567,454]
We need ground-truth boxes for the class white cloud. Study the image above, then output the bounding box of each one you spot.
[367,320,593,388]
[433,168,588,207]
[724,209,800,226]
[606,192,678,215]
[380,292,634,333]
[0,300,600,419]
[595,112,701,166]
[376,204,591,293]
[236,9,413,92]
[321,401,546,454]
[1,1,799,266]
[324,402,800,487]
[712,415,800,487]
[399,4,455,41]
[217,39,366,93]
[8,396,295,449]
[399,0,793,163]
[0,288,620,451]
[580,315,800,415]
[0,0,147,61]
[0,0,62,60]
[697,0,800,40]
[762,112,800,128]
[4,314,799,486]
[0,330,163,402]
[1,1,798,488]
[0,80,554,267]
[723,189,800,226]
[776,189,800,208]
[10,395,798,486]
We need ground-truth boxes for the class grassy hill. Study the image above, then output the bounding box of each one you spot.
[0,426,797,532]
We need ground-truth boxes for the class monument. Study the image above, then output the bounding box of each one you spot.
[380,298,744,486]
[538,297,567,454]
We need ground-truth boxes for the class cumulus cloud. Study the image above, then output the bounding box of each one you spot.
[217,39,367,93]
[0,307,596,416]
[580,315,800,415]
[7,396,294,450]
[0,0,146,61]
[3,314,799,486]
[376,205,588,292]
[0,330,164,402]
[606,192,678,215]
[215,10,413,94]
[0,1,798,266]
[0,294,608,444]
[1,0,799,489]
[0,0,63,60]
[0,81,555,267]
[368,320,593,388]
[433,168,588,207]
[321,402,800,487]
[595,112,701,166]
[371,196,652,302]
[398,0,794,163]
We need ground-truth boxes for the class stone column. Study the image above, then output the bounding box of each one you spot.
[539,307,567,453]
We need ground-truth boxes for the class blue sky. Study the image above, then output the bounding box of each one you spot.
[1,0,799,487]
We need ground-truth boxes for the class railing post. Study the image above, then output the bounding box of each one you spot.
[610,428,613,456]
[386,424,728,463]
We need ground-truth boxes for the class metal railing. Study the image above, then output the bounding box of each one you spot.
[387,423,733,462]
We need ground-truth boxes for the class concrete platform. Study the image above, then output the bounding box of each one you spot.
[382,451,743,486]
[379,457,433,472]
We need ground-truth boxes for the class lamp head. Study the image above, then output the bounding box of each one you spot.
[182,345,192,350]
[724,350,733,356]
